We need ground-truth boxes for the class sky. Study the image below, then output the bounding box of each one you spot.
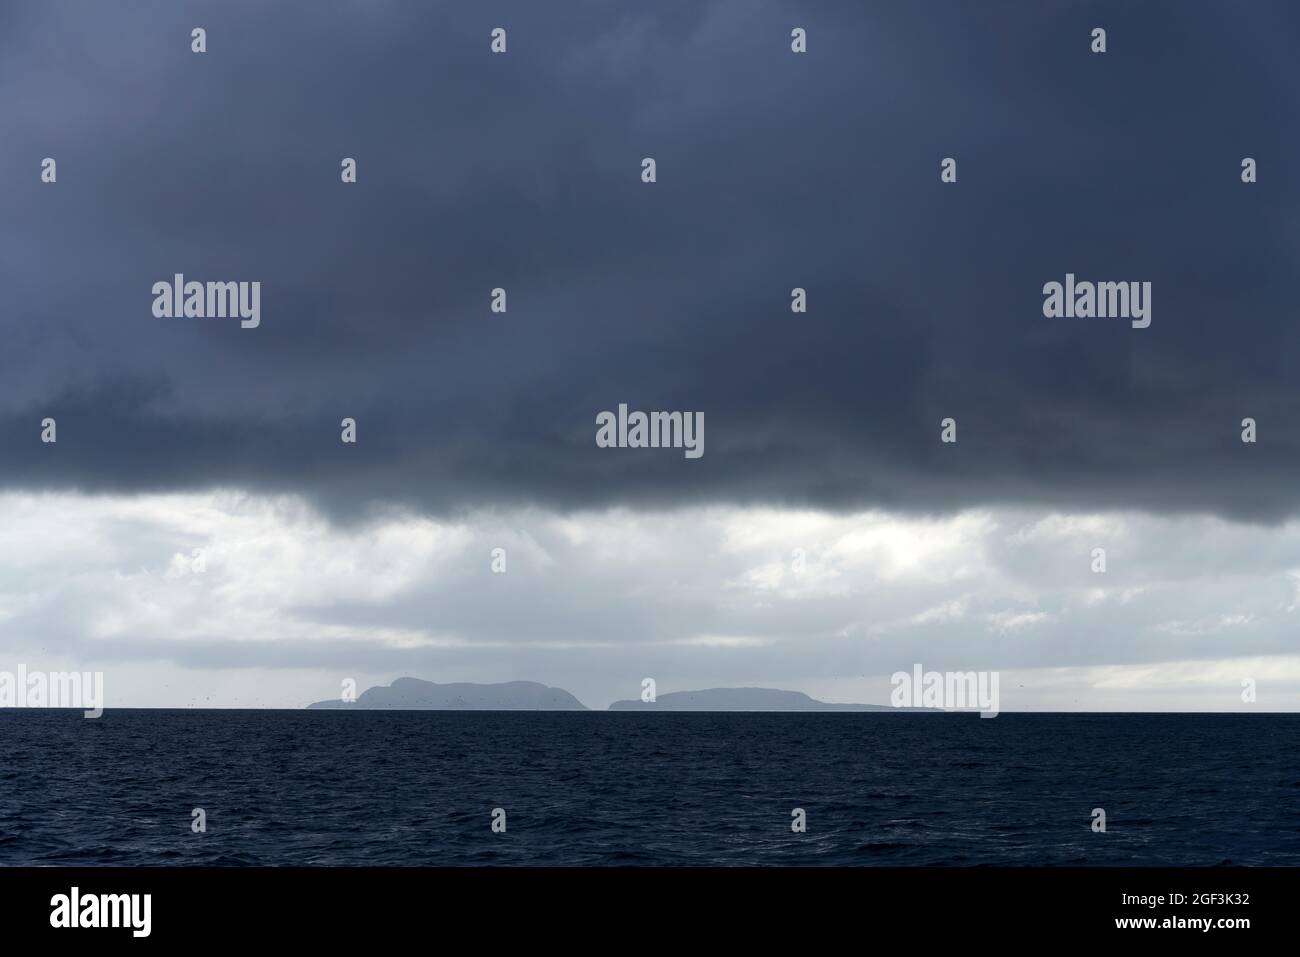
[2,0,1299,709]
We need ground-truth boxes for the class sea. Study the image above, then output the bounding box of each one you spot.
[1,710,1297,866]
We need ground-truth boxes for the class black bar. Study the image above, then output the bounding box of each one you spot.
[0,866,1275,943]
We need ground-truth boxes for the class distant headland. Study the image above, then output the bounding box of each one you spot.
[307,677,587,710]
[607,687,897,711]
[307,677,920,712]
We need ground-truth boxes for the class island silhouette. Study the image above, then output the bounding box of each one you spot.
[307,677,918,711]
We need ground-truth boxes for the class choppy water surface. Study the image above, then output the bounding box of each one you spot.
[1,710,1297,865]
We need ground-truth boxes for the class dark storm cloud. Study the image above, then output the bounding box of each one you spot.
[3,0,1299,520]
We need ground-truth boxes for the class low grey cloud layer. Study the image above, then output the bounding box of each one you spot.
[4,1,1300,521]
[4,491,1300,709]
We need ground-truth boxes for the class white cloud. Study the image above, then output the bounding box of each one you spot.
[2,491,1299,709]
[986,610,1053,633]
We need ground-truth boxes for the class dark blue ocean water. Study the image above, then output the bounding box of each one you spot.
[1,711,1297,866]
